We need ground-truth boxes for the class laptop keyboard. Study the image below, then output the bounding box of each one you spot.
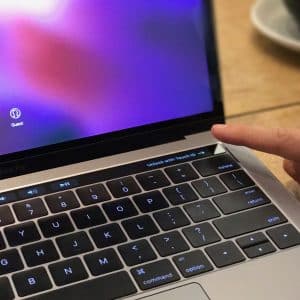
[0,144,299,299]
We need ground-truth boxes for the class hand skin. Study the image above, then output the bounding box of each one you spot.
[211,124,300,184]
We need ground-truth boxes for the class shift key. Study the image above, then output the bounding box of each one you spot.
[213,205,287,238]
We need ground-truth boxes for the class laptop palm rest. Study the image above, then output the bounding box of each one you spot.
[139,283,210,300]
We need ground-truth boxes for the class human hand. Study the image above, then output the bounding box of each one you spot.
[211,124,300,184]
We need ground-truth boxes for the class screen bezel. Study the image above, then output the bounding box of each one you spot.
[0,0,225,178]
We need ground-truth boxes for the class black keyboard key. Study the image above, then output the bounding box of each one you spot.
[12,267,52,297]
[205,241,245,268]
[165,163,199,184]
[103,198,138,221]
[173,250,213,278]
[153,208,190,231]
[13,198,48,221]
[18,186,46,200]
[0,192,17,206]
[90,223,127,248]
[193,154,239,177]
[50,179,79,193]
[163,184,198,205]
[213,205,287,238]
[84,249,123,276]
[107,177,141,198]
[118,240,157,266]
[0,232,6,250]
[122,216,159,239]
[184,200,220,223]
[183,223,221,248]
[0,277,14,300]
[133,191,169,213]
[220,170,254,191]
[213,187,270,214]
[136,170,171,191]
[5,222,41,246]
[71,206,106,229]
[151,231,189,256]
[45,191,79,213]
[0,206,15,227]
[131,259,180,290]
[267,224,300,249]
[22,240,59,267]
[243,242,276,258]
[192,177,227,198]
[0,249,23,275]
[77,184,111,206]
[56,232,94,257]
[236,232,268,249]
[29,271,137,300]
[49,258,88,286]
[38,214,74,238]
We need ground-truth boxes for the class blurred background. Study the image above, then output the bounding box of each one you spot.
[214,0,300,189]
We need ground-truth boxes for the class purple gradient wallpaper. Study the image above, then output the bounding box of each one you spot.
[0,0,213,156]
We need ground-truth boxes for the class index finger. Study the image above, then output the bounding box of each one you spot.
[211,124,300,162]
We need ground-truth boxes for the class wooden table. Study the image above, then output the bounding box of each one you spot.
[214,0,300,189]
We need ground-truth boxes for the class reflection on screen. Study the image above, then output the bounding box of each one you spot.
[0,0,213,156]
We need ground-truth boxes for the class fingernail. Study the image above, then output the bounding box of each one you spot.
[212,124,227,130]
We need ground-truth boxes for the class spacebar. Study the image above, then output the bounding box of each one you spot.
[31,271,137,300]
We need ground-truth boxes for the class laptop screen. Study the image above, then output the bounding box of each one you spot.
[0,0,214,156]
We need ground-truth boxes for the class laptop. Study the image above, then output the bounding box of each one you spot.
[0,1,299,299]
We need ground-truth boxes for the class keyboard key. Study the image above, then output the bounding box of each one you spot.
[50,179,79,193]
[136,170,170,191]
[213,205,287,238]
[165,163,199,184]
[28,272,137,300]
[0,277,14,300]
[133,191,169,213]
[0,206,15,227]
[71,206,106,229]
[12,267,52,297]
[76,184,111,206]
[84,249,123,276]
[153,208,190,231]
[220,170,254,191]
[118,240,157,266]
[122,216,159,239]
[45,191,79,213]
[5,222,41,246]
[107,177,141,198]
[267,224,300,249]
[183,223,221,248]
[173,250,213,278]
[38,214,74,238]
[56,232,94,257]
[131,259,180,290]
[103,198,138,221]
[243,242,276,259]
[151,231,189,256]
[13,198,48,221]
[22,240,59,267]
[0,249,24,276]
[163,184,198,205]
[0,192,17,206]
[205,241,245,268]
[90,223,127,248]
[184,200,220,223]
[0,232,6,250]
[213,187,270,214]
[193,154,239,177]
[49,258,88,286]
[236,232,268,249]
[18,186,46,200]
[192,177,227,198]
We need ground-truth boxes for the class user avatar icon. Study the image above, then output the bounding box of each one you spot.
[10,108,22,120]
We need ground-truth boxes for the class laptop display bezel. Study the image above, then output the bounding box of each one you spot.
[0,0,224,179]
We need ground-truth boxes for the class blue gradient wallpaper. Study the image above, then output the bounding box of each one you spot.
[0,0,213,156]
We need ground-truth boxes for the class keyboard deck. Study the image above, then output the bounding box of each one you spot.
[0,144,299,299]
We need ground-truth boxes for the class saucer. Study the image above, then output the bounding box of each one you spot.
[251,0,300,52]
